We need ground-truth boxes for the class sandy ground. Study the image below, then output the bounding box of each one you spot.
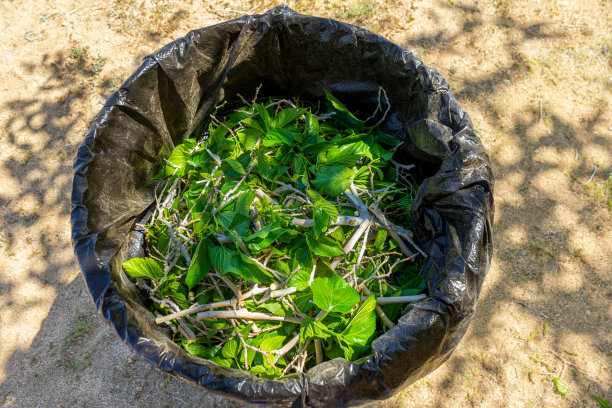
[0,0,610,407]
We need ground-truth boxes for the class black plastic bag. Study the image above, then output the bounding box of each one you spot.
[71,6,494,407]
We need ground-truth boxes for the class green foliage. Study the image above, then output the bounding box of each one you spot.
[311,275,360,314]
[122,258,163,281]
[133,90,423,379]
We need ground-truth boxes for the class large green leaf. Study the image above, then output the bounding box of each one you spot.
[222,338,239,359]
[236,127,263,150]
[303,112,319,142]
[305,233,344,258]
[122,258,163,281]
[185,239,211,289]
[311,166,355,196]
[234,188,255,216]
[259,335,287,352]
[311,275,360,314]
[271,107,306,129]
[263,128,294,147]
[207,244,241,276]
[374,229,388,250]
[325,141,371,166]
[341,295,377,349]
[254,103,272,131]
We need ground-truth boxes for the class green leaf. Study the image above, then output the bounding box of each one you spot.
[306,189,338,221]
[236,127,263,150]
[311,166,355,196]
[263,128,294,147]
[553,378,568,396]
[259,335,286,352]
[237,252,273,284]
[155,139,196,178]
[299,317,335,342]
[271,107,306,129]
[374,229,388,250]
[305,233,344,258]
[222,339,239,359]
[312,209,330,238]
[287,266,311,291]
[593,396,611,408]
[303,112,319,142]
[210,356,232,367]
[185,240,211,289]
[234,188,255,216]
[208,244,241,276]
[324,90,364,131]
[210,125,229,149]
[325,141,371,166]
[341,295,377,349]
[122,258,163,281]
[311,275,360,314]
[244,222,286,252]
[257,301,286,317]
[226,159,246,175]
[254,103,272,131]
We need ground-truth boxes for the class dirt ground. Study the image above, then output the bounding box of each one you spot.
[0,0,610,407]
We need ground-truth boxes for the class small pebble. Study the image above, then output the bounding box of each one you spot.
[135,386,144,392]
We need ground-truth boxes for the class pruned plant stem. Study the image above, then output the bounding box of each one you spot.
[315,339,323,365]
[196,309,302,324]
[273,181,310,202]
[352,219,372,287]
[155,285,270,324]
[362,285,394,329]
[214,272,241,299]
[159,218,192,264]
[363,294,427,304]
[330,216,370,270]
[205,148,222,166]
[290,215,365,228]
[273,334,300,364]
[367,204,416,259]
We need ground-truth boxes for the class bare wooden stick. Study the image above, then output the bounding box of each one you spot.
[291,215,365,228]
[197,309,302,324]
[363,294,427,304]
[352,218,372,287]
[315,339,323,365]
[330,217,370,270]
[273,334,300,364]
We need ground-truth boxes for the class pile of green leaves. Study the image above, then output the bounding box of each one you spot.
[122,90,426,379]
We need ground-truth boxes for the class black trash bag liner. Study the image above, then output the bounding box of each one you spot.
[71,6,494,407]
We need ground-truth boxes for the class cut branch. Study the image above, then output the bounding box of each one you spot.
[197,309,302,324]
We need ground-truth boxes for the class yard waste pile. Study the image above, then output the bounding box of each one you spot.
[71,6,494,407]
